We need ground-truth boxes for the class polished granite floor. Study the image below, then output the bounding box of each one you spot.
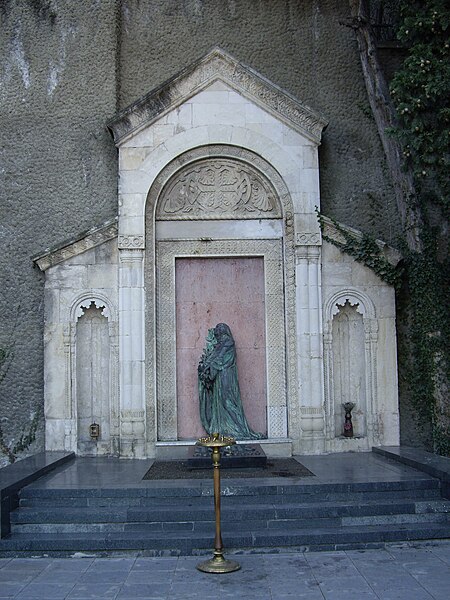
[24,451,436,491]
[0,542,449,599]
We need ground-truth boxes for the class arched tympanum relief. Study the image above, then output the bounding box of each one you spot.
[156,157,282,219]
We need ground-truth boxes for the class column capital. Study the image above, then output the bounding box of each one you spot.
[119,247,145,263]
[295,245,321,261]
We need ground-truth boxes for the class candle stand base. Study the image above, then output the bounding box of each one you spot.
[196,552,241,574]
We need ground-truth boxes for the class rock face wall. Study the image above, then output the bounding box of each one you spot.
[0,0,408,465]
[0,0,119,466]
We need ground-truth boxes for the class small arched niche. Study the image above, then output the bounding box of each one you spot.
[324,290,379,449]
[75,301,112,455]
[331,300,367,437]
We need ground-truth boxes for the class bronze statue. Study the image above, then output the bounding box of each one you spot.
[198,323,262,440]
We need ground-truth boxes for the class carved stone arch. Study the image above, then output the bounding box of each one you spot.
[323,288,379,450]
[70,292,117,323]
[146,144,293,220]
[144,144,298,447]
[325,289,376,323]
[65,292,119,455]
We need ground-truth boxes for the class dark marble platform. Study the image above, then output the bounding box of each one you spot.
[2,451,450,556]
[187,443,267,469]
[373,446,450,499]
[0,451,74,538]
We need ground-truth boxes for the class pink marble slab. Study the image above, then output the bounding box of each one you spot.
[175,257,267,439]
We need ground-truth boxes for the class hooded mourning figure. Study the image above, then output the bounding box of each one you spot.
[198,323,263,440]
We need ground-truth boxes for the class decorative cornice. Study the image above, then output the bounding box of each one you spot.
[320,215,402,266]
[107,47,328,146]
[33,218,118,271]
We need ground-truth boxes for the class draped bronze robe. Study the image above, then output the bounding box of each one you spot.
[198,324,262,440]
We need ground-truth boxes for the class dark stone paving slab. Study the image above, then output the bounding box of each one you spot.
[15,582,76,599]
[0,582,26,599]
[20,451,436,493]
[374,447,450,477]
[65,583,121,599]
[0,542,449,598]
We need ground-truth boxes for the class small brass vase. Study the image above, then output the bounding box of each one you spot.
[195,433,241,574]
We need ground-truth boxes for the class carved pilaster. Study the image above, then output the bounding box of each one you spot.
[365,318,379,440]
[295,244,325,452]
[62,324,72,419]
[109,321,120,454]
[323,325,333,441]
[119,248,146,457]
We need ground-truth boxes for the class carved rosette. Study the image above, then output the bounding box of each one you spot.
[118,235,145,249]
[156,158,281,220]
[296,232,321,246]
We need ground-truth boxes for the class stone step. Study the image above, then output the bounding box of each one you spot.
[4,475,447,556]
[19,486,443,508]
[2,521,450,556]
[18,478,442,505]
[12,511,450,536]
[10,494,450,542]
[12,498,450,525]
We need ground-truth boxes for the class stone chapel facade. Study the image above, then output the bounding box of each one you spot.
[34,49,400,458]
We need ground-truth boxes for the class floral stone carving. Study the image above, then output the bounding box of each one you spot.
[157,158,281,220]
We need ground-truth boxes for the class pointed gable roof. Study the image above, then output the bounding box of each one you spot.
[107,47,328,146]
[33,218,118,271]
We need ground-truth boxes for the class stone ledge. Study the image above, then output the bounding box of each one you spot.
[32,218,118,271]
[0,451,75,538]
[321,215,402,267]
[373,446,450,499]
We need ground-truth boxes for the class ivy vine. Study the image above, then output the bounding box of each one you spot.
[388,0,449,456]
[389,0,449,212]
[317,211,402,288]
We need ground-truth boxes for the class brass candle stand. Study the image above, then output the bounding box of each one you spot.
[195,433,241,574]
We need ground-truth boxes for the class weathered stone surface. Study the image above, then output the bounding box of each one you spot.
[0,0,408,463]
